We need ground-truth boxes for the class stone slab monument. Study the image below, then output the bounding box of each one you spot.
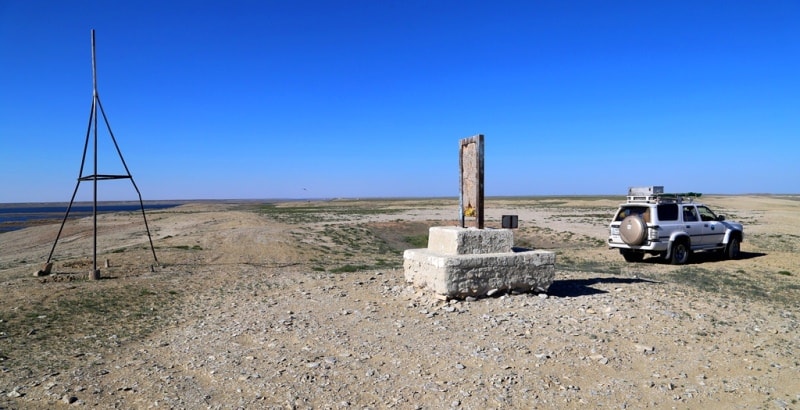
[404,134,556,299]
[459,135,484,229]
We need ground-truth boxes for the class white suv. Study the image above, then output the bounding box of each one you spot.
[608,186,744,264]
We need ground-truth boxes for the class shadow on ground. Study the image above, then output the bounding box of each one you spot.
[693,251,766,263]
[548,276,657,298]
[640,251,767,265]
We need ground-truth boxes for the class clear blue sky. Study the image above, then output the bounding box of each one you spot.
[1,1,798,202]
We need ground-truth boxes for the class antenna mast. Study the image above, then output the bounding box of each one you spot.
[42,29,158,279]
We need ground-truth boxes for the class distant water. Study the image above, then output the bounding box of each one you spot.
[0,202,182,233]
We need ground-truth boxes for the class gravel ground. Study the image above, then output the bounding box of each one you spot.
[1,197,798,409]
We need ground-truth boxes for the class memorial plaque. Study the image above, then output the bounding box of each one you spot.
[459,134,484,229]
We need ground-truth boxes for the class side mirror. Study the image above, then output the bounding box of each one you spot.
[717,215,726,221]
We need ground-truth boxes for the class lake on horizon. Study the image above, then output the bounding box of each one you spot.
[0,201,183,233]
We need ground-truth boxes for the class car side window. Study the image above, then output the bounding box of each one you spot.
[683,206,698,222]
[697,206,717,222]
[657,204,678,221]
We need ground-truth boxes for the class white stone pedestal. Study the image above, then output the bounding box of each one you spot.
[404,226,556,299]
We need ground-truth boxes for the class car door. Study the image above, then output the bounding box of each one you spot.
[680,205,705,247]
[697,205,726,246]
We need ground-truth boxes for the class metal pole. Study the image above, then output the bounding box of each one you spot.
[91,30,100,280]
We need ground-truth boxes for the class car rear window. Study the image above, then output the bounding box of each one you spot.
[657,204,679,221]
[615,206,651,222]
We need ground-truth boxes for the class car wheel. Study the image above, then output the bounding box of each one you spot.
[619,215,647,246]
[621,250,644,262]
[669,240,690,265]
[725,236,741,260]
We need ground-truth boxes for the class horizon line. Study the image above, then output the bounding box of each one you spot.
[2,192,799,205]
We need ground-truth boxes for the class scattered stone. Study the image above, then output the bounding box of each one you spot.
[589,354,608,364]
[35,262,53,277]
[2,197,797,409]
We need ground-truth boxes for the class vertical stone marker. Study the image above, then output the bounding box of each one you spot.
[459,135,484,229]
[403,134,556,299]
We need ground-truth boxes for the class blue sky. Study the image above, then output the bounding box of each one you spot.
[1,1,798,202]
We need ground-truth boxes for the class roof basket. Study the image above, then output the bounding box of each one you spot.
[626,186,702,204]
[627,186,663,202]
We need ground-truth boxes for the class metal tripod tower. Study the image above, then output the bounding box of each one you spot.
[45,29,158,279]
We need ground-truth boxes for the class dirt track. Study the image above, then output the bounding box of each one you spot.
[1,196,798,409]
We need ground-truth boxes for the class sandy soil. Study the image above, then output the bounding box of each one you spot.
[1,196,798,409]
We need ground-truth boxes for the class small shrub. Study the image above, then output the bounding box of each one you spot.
[403,235,428,248]
[139,289,156,297]
[172,245,202,251]
[330,264,370,273]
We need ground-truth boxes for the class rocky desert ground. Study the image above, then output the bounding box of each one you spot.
[1,196,798,409]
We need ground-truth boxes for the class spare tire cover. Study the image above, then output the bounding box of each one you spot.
[620,215,647,246]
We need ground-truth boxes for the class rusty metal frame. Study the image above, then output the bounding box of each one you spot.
[46,30,157,277]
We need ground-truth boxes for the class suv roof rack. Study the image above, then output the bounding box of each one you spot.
[626,186,702,204]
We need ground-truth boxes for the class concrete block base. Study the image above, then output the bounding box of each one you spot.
[403,226,556,299]
[427,226,513,255]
